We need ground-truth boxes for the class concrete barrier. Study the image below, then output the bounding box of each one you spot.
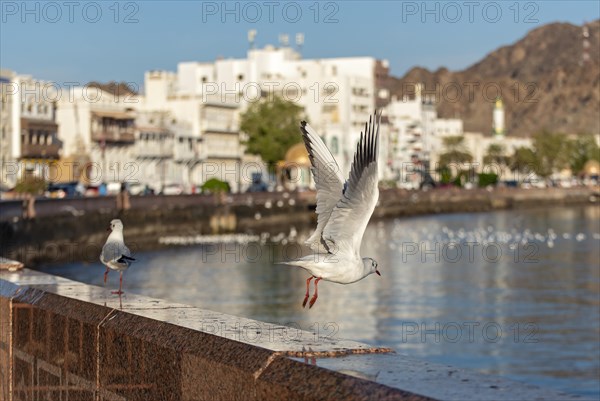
[0,269,584,401]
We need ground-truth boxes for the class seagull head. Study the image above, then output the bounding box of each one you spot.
[108,219,124,232]
[363,257,381,277]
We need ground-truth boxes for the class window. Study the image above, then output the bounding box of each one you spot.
[331,136,339,155]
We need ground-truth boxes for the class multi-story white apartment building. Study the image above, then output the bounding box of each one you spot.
[143,43,393,183]
[141,70,252,192]
[1,70,62,188]
[56,86,137,184]
[384,85,464,185]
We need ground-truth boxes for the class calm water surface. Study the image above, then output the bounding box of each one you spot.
[41,206,600,398]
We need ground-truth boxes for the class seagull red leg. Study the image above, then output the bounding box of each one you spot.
[309,278,322,309]
[103,267,109,284]
[111,271,124,295]
[303,276,314,308]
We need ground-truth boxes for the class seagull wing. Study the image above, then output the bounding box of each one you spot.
[322,111,381,257]
[101,240,132,264]
[300,121,345,252]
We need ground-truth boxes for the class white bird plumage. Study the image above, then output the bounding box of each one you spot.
[283,111,382,308]
[100,219,135,294]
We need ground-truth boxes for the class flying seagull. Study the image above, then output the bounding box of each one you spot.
[100,219,135,295]
[282,111,382,308]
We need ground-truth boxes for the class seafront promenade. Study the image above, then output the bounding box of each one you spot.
[1,187,597,267]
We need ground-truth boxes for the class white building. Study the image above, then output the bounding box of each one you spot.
[56,86,137,184]
[1,70,62,187]
[144,43,393,184]
[384,85,464,185]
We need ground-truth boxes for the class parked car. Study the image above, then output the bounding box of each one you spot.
[246,173,269,192]
[128,183,145,196]
[45,182,84,198]
[106,182,123,195]
[85,185,100,197]
[161,183,184,195]
[521,179,546,189]
[126,183,155,196]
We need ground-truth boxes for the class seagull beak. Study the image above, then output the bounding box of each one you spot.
[376,270,381,276]
[107,226,111,232]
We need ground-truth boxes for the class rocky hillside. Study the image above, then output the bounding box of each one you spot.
[386,20,600,136]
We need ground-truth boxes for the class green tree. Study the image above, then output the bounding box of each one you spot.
[532,131,570,177]
[568,133,600,174]
[201,178,230,193]
[483,143,507,166]
[240,96,305,169]
[509,147,537,174]
[14,176,46,195]
[438,136,473,168]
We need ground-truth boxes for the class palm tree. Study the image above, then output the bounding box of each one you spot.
[483,144,507,166]
[438,136,473,168]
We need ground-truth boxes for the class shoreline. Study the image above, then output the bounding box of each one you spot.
[1,187,597,266]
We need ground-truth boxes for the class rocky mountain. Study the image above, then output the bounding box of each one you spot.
[385,20,600,136]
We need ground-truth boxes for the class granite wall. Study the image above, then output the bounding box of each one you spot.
[0,269,583,401]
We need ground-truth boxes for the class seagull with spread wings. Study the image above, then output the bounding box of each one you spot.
[100,219,135,295]
[282,111,382,308]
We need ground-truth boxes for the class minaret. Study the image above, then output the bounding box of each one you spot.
[493,97,505,137]
[248,29,257,49]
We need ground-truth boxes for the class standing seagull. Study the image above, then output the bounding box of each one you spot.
[283,111,382,308]
[100,219,135,295]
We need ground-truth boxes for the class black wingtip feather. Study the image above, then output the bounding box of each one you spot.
[300,121,317,166]
[351,111,380,182]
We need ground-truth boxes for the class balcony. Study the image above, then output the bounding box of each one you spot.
[136,129,174,159]
[91,111,136,144]
[20,142,61,159]
[20,118,61,159]
[136,142,174,159]
[91,127,135,144]
[201,120,238,134]
[202,133,240,160]
[174,137,202,162]
[136,139,174,159]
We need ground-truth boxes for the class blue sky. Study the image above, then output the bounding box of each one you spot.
[1,1,598,87]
